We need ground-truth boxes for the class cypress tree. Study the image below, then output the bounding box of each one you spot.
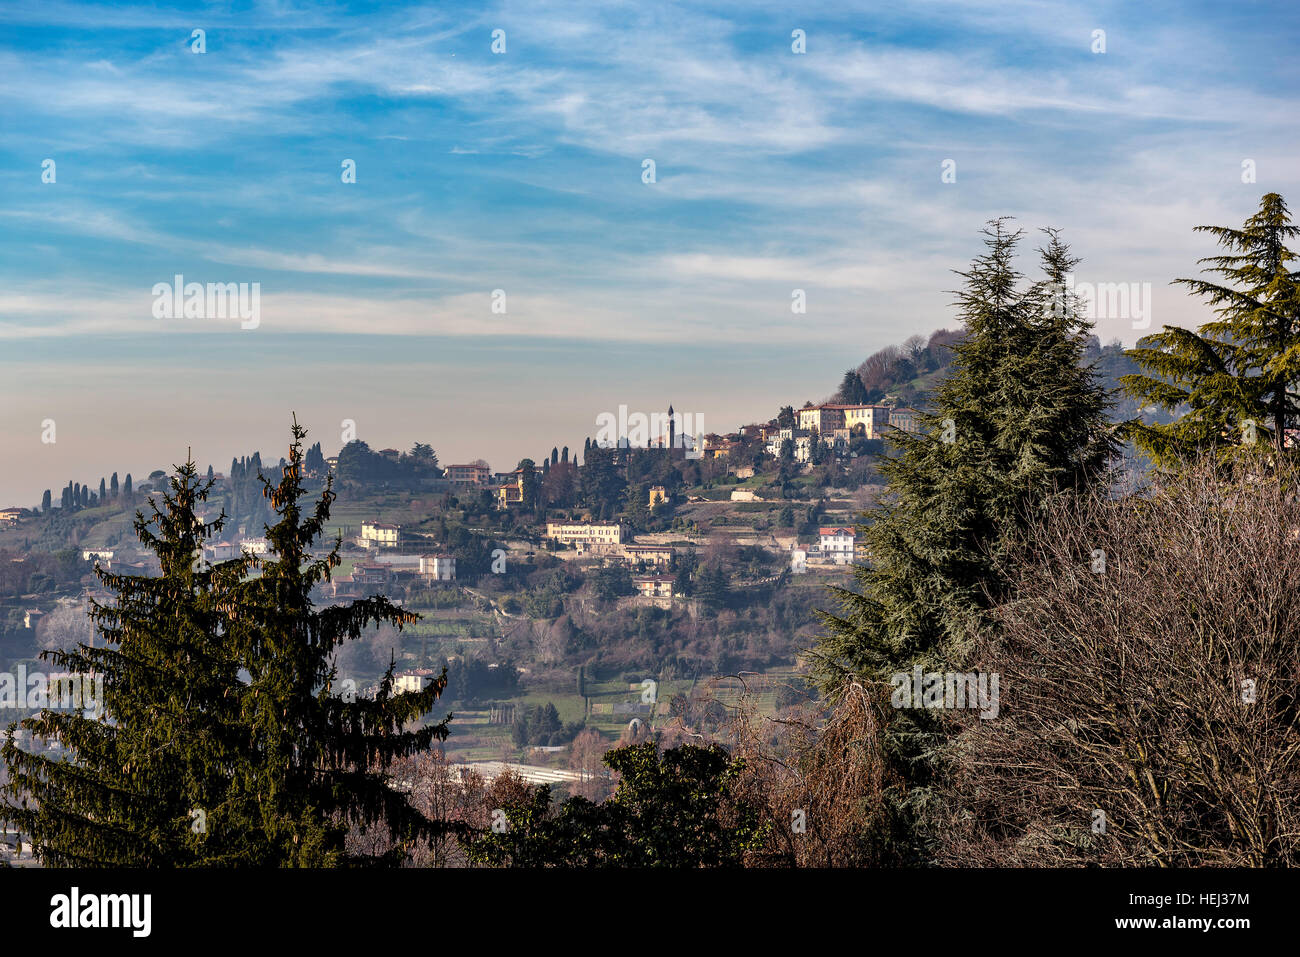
[1122,193,1300,466]
[41,489,51,511]
[814,221,1113,861]
[110,472,119,498]
[837,368,870,405]
[99,477,107,503]
[124,474,133,497]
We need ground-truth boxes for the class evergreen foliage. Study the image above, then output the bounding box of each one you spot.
[813,221,1113,861]
[1122,193,1300,466]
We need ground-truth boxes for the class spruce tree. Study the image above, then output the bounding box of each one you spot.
[814,221,1113,861]
[1123,193,1300,466]
[2,462,251,865]
[3,423,453,867]
[221,418,451,866]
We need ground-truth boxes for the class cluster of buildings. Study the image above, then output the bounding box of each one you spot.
[765,403,921,464]
[445,463,493,488]
[544,522,673,567]
[542,521,681,598]
[330,550,456,598]
[666,402,919,467]
[201,538,270,563]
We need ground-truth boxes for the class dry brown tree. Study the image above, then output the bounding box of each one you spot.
[941,458,1300,866]
[718,673,901,866]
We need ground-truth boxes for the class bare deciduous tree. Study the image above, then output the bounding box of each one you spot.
[35,603,94,654]
[942,460,1300,866]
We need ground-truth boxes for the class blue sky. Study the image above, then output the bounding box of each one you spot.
[1,0,1298,505]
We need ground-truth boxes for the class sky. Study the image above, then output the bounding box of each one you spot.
[1,0,1298,505]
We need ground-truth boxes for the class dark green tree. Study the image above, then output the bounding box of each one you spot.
[408,443,438,471]
[223,419,452,865]
[2,461,252,865]
[304,441,327,476]
[516,459,539,512]
[813,221,1113,862]
[1122,193,1300,466]
[593,562,634,602]
[3,422,454,867]
[695,565,729,610]
[466,743,766,867]
[837,368,870,405]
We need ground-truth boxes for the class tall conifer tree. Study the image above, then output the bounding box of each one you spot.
[3,422,452,866]
[222,418,451,866]
[2,463,251,865]
[1123,193,1300,466]
[814,221,1113,861]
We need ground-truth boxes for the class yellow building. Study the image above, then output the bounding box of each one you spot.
[842,405,892,439]
[622,544,675,568]
[497,472,525,509]
[649,485,667,508]
[359,520,400,548]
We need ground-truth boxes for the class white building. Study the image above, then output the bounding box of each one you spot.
[545,522,626,546]
[888,407,921,434]
[204,541,239,562]
[632,575,674,598]
[818,526,856,565]
[82,549,114,565]
[420,554,456,581]
[394,672,434,694]
[239,538,269,556]
[766,427,811,458]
